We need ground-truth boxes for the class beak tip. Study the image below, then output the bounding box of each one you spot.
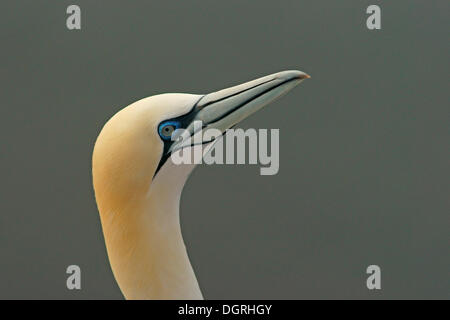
[296,72,311,80]
[279,70,310,82]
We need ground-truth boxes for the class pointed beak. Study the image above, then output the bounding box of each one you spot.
[170,70,310,152]
[195,70,309,131]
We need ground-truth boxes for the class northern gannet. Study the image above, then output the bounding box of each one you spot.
[92,70,310,299]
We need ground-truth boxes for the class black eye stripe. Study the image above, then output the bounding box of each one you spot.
[154,95,205,178]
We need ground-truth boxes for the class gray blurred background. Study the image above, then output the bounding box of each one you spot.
[0,0,448,299]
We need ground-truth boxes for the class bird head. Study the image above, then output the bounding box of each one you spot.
[92,70,309,214]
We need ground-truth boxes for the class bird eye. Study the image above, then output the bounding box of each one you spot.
[158,121,180,140]
[162,125,175,136]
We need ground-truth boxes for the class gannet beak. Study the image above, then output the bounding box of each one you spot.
[170,70,310,152]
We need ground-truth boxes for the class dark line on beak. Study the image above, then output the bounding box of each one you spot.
[207,76,299,125]
[197,78,275,111]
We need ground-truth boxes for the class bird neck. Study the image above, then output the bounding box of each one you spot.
[98,161,202,300]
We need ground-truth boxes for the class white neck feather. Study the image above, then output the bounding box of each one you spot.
[101,159,202,300]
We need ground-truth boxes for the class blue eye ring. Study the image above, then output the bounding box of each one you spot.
[158,121,181,140]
